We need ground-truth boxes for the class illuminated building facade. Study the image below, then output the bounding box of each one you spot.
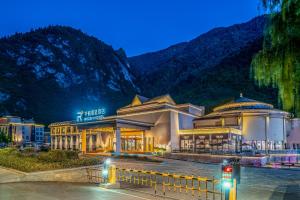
[183,94,292,153]
[49,94,204,153]
[49,94,299,154]
[0,116,45,145]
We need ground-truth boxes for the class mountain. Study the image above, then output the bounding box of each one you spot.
[0,26,138,124]
[130,16,266,74]
[129,15,278,111]
[0,16,279,124]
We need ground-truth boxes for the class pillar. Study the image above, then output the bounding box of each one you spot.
[170,111,180,151]
[70,135,73,150]
[65,136,69,150]
[265,115,269,154]
[142,131,145,152]
[89,134,93,152]
[59,136,63,150]
[54,136,58,149]
[96,133,101,150]
[81,130,87,154]
[76,135,80,150]
[114,128,121,154]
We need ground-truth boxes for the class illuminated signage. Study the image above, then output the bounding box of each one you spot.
[76,108,105,122]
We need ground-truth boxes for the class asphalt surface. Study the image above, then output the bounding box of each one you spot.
[0,182,165,200]
[0,159,300,200]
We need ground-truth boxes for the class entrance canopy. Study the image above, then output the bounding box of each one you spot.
[76,117,154,131]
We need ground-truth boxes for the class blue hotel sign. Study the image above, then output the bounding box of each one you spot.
[76,108,106,122]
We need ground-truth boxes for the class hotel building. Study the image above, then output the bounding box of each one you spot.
[0,116,45,145]
[49,94,300,154]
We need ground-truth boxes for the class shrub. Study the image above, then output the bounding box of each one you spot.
[37,150,79,162]
[65,150,79,159]
[21,147,36,157]
[38,150,67,162]
[0,148,99,172]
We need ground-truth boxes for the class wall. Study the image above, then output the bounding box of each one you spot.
[0,166,94,184]
[122,111,171,147]
[268,117,285,141]
[287,119,300,147]
[242,115,266,140]
[194,119,220,127]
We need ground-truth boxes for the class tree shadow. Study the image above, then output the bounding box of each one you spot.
[269,184,300,200]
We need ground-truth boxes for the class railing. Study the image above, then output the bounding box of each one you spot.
[172,149,300,156]
[86,166,225,200]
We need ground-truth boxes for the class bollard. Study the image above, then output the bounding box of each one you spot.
[229,179,237,200]
[108,164,117,184]
[99,158,120,189]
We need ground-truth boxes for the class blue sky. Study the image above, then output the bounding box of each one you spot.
[0,0,262,56]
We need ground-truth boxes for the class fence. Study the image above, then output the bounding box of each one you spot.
[86,166,227,200]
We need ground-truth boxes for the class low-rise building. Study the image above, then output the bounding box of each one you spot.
[0,116,45,146]
[49,94,299,154]
[49,94,204,153]
[181,94,292,153]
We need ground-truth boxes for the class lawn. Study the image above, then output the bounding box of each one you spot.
[0,148,100,172]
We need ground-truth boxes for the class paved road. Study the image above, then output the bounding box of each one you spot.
[0,159,300,200]
[0,182,165,200]
[113,159,300,200]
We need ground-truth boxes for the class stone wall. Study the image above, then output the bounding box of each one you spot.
[0,165,101,184]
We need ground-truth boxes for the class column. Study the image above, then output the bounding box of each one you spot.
[76,135,80,150]
[114,128,121,154]
[54,136,58,149]
[65,136,69,150]
[193,134,196,153]
[142,131,146,152]
[96,133,101,150]
[70,135,73,150]
[89,135,93,152]
[170,111,180,151]
[265,115,269,154]
[59,136,63,149]
[81,130,87,154]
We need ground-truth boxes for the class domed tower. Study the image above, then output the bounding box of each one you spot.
[193,94,290,152]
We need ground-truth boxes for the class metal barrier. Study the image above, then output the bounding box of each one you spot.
[86,166,227,200]
[86,167,103,184]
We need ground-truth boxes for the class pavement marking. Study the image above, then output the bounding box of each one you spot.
[98,187,153,200]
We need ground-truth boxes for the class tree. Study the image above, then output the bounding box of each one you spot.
[251,0,300,116]
[0,130,11,143]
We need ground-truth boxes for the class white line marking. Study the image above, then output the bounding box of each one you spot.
[98,187,153,200]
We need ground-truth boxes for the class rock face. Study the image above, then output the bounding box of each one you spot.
[0,26,138,124]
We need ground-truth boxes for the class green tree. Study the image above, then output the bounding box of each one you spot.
[251,0,300,116]
[0,130,11,143]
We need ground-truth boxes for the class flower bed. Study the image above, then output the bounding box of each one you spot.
[0,148,100,172]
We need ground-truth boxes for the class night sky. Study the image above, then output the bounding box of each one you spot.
[0,0,262,56]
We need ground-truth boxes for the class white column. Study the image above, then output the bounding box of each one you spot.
[65,136,68,150]
[142,131,145,152]
[59,136,63,149]
[70,135,73,150]
[115,128,121,154]
[96,133,101,150]
[89,135,93,152]
[54,136,58,149]
[170,111,180,151]
[265,115,270,154]
[76,135,80,150]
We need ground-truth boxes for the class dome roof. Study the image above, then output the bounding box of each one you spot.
[213,94,274,112]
